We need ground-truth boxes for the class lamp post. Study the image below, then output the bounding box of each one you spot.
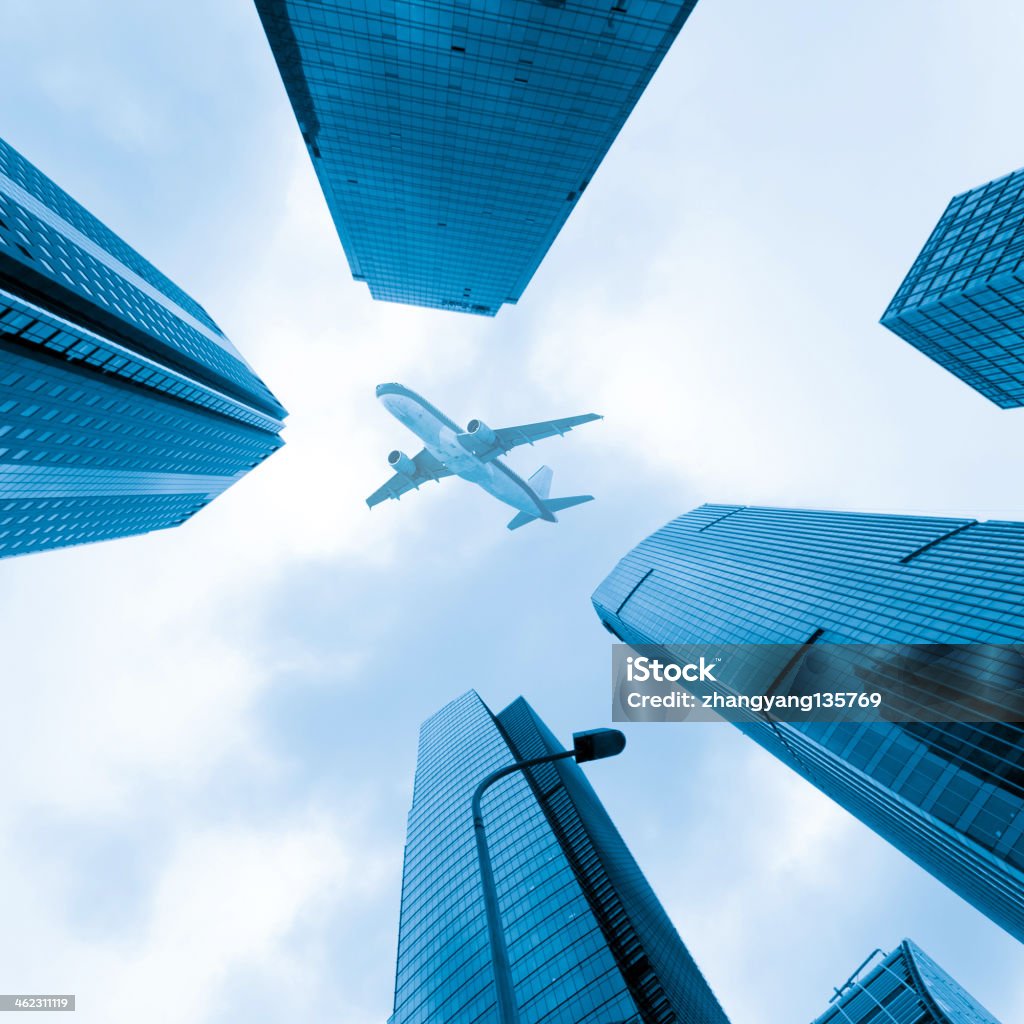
[471,728,627,1024]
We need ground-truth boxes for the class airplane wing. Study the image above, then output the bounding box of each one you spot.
[366,449,453,508]
[473,413,602,459]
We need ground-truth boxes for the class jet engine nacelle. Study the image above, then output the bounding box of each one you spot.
[388,449,417,477]
[458,418,497,454]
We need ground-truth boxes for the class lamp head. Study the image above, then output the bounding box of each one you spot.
[572,728,627,764]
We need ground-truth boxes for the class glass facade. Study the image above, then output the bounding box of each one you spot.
[0,137,286,558]
[389,690,730,1024]
[811,940,1000,1024]
[255,0,700,316]
[592,505,1024,942]
[881,166,1024,408]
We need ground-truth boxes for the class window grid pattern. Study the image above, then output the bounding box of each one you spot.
[0,138,286,557]
[256,0,699,315]
[0,140,284,417]
[592,505,1024,943]
[391,691,727,1024]
[392,691,643,1024]
[497,698,730,1024]
[0,340,280,558]
[0,492,211,557]
[811,940,1000,1024]
[0,140,217,332]
[0,291,283,434]
[881,166,1024,408]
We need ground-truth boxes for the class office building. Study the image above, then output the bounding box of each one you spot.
[0,137,286,557]
[811,939,1000,1024]
[882,166,1024,407]
[593,504,1024,942]
[255,0,700,315]
[388,690,729,1024]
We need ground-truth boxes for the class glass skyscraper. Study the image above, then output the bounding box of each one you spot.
[811,939,1000,1024]
[255,0,700,316]
[592,505,1024,943]
[882,166,1024,408]
[389,690,729,1024]
[0,137,286,558]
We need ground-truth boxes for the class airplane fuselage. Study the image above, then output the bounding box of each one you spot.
[377,385,554,520]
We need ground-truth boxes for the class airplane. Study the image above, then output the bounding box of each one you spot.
[367,383,602,530]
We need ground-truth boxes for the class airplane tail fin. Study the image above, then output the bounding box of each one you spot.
[507,467,594,530]
[527,465,553,499]
[546,494,594,513]
[507,509,539,531]
[507,494,594,531]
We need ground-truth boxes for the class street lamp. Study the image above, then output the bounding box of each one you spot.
[471,728,627,1024]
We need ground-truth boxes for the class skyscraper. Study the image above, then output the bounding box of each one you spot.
[811,939,1000,1024]
[255,0,700,316]
[881,166,1024,408]
[0,137,286,558]
[389,690,730,1024]
[592,505,1024,943]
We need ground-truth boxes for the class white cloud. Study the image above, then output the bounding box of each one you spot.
[0,813,390,1024]
[1,2,1023,1023]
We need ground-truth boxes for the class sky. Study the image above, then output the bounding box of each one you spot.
[1,1,1023,1022]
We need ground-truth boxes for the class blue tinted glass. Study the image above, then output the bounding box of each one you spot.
[391,691,730,1024]
[256,0,700,315]
[811,941,999,1024]
[0,138,286,558]
[882,166,1024,408]
[594,505,1024,943]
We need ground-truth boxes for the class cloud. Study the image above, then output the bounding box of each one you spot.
[0,812,388,1024]
[1,3,1023,1024]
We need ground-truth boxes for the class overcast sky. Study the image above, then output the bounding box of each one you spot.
[1,1,1023,1022]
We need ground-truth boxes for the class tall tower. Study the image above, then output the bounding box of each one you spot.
[254,0,700,316]
[0,137,286,558]
[811,940,1000,1024]
[389,690,730,1024]
[592,505,1024,942]
[882,166,1024,407]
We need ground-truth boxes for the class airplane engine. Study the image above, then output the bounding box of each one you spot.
[388,449,417,477]
[458,418,497,454]
[466,418,496,444]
